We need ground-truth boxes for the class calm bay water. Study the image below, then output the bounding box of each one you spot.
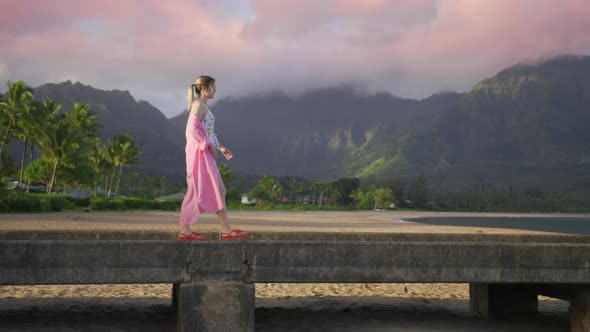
[405,216,590,235]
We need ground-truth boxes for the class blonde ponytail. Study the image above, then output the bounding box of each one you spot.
[187,85,195,111]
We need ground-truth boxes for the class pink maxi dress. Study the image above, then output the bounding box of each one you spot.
[179,108,225,225]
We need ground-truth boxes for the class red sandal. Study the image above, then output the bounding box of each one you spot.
[178,231,206,241]
[220,229,249,241]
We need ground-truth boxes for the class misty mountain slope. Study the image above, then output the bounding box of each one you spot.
[170,55,590,191]
[379,55,590,190]
[170,86,424,177]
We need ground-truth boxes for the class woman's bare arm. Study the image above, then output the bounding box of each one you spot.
[191,102,207,122]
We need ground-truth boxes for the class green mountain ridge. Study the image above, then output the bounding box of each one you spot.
[358,55,590,191]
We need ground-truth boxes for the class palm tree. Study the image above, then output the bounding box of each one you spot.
[36,114,79,193]
[65,103,100,137]
[218,163,232,184]
[59,103,99,192]
[248,185,272,207]
[0,81,33,172]
[0,93,8,181]
[26,99,61,191]
[125,171,140,196]
[35,102,98,194]
[16,100,42,189]
[107,134,141,197]
[289,178,297,204]
[0,150,15,184]
[309,180,319,205]
[316,181,328,207]
[259,174,282,202]
[293,181,305,204]
[89,138,111,196]
[288,178,305,204]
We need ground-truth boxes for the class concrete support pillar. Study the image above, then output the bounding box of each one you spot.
[177,280,254,332]
[469,283,538,317]
[571,289,590,332]
[172,283,180,313]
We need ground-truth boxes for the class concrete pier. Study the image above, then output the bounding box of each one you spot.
[177,280,254,332]
[2,211,590,331]
[1,238,589,331]
[571,289,590,332]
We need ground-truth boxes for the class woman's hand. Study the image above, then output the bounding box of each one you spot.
[220,147,233,160]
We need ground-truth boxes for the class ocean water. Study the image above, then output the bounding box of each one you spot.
[405,216,590,235]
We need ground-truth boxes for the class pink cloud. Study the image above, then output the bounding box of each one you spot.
[242,0,437,42]
[390,0,590,90]
[0,0,134,33]
[1,0,589,117]
[1,1,257,80]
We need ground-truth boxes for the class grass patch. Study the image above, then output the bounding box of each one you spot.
[0,192,78,213]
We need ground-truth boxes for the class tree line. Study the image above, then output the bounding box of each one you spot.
[247,174,423,209]
[0,80,141,197]
[245,173,590,213]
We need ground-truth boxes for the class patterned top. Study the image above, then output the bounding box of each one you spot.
[202,105,220,150]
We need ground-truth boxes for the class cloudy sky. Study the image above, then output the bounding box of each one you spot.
[1,0,590,118]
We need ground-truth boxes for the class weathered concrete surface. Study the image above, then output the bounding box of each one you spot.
[1,240,589,284]
[240,241,590,283]
[0,241,190,284]
[571,289,590,332]
[3,229,590,243]
[177,280,254,332]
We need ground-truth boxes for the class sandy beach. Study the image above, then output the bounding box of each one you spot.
[2,210,589,235]
[0,210,582,331]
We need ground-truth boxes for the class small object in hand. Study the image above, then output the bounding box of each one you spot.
[221,148,233,160]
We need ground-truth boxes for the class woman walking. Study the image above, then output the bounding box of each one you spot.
[178,75,249,241]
